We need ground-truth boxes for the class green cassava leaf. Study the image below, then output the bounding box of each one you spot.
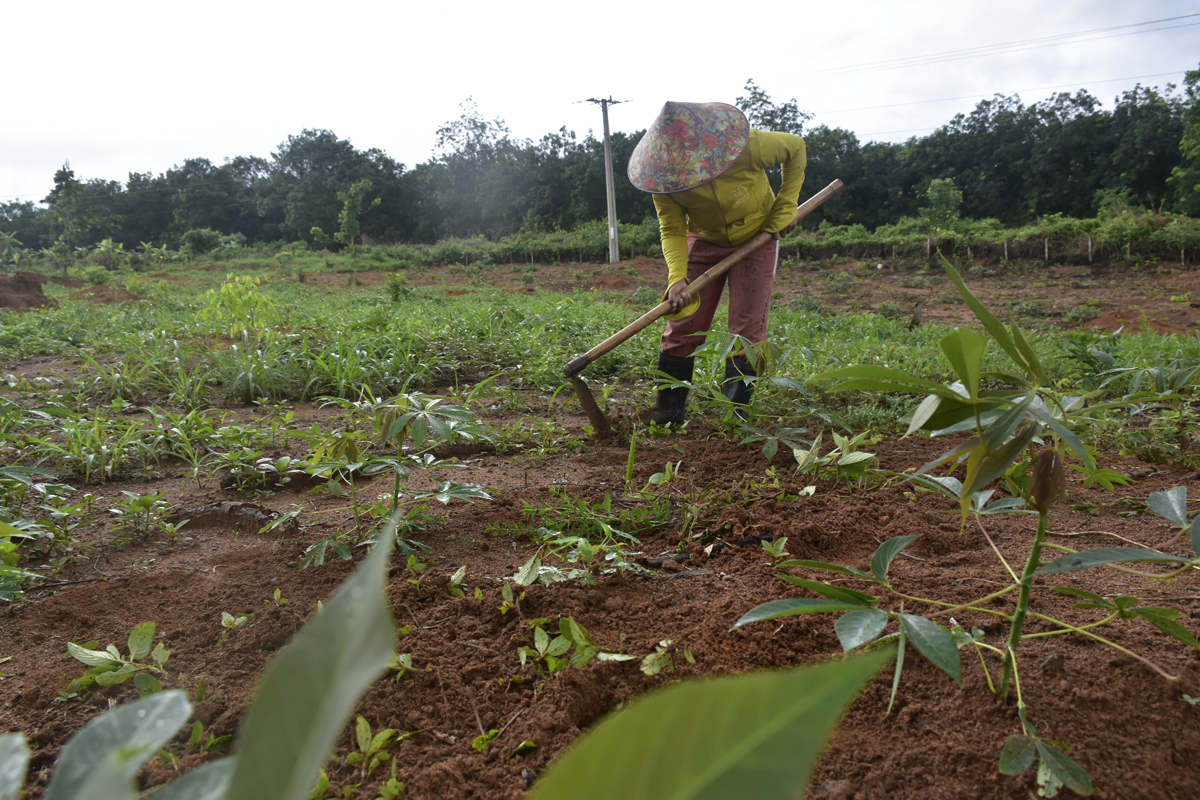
[221,518,397,800]
[526,650,892,800]
[148,758,236,800]
[870,536,920,586]
[775,576,876,607]
[1036,548,1191,575]
[732,599,866,629]
[776,559,876,583]
[44,691,192,800]
[898,614,962,685]
[939,329,988,401]
[1131,608,1200,648]
[1147,486,1189,529]
[940,257,1028,371]
[834,609,890,653]
[961,424,1038,500]
[0,733,30,800]
[902,393,941,437]
[1052,587,1113,608]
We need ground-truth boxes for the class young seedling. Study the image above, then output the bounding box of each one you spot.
[62,622,169,700]
[344,716,404,781]
[447,565,468,598]
[498,583,525,616]
[762,536,790,560]
[217,611,252,647]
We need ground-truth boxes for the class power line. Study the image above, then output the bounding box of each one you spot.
[791,15,1200,80]
[812,70,1191,116]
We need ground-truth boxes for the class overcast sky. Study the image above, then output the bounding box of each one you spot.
[4,0,1199,205]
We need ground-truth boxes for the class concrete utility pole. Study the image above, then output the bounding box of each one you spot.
[587,96,623,263]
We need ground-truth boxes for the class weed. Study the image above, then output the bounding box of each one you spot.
[345,716,407,781]
[60,621,169,701]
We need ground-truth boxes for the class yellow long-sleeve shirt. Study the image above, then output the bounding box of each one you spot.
[653,129,807,290]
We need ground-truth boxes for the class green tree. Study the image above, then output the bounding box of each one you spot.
[333,178,380,259]
[1168,65,1200,215]
[919,177,963,231]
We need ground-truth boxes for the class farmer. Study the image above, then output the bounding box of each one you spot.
[627,101,806,425]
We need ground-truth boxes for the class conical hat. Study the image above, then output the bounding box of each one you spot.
[627,101,750,194]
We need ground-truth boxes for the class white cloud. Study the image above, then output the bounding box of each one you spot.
[3,0,1198,203]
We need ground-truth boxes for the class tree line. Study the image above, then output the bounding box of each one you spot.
[2,71,1198,257]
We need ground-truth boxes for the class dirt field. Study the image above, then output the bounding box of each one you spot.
[3,257,1200,799]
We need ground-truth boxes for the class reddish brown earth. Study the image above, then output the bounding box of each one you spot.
[0,271,56,312]
[2,403,1199,799]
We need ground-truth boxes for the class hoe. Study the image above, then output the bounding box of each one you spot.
[563,179,845,435]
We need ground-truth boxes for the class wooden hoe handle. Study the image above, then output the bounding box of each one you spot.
[563,178,844,377]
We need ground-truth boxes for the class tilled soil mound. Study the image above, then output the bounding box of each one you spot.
[0,271,56,312]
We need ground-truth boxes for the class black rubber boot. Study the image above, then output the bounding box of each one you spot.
[723,356,756,419]
[649,353,694,426]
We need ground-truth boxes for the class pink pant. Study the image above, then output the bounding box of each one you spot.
[661,233,777,358]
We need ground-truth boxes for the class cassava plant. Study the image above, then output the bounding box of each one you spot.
[736,256,1200,797]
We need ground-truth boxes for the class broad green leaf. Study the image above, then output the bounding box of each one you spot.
[527,650,892,800]
[776,559,876,583]
[95,664,140,686]
[148,757,235,800]
[940,257,1027,371]
[1132,608,1200,647]
[1026,401,1094,470]
[961,423,1038,500]
[0,733,29,800]
[1147,486,1189,529]
[545,636,572,658]
[998,734,1037,775]
[905,394,942,437]
[67,641,121,667]
[1036,548,1191,575]
[127,622,156,661]
[981,395,1034,453]
[870,536,920,586]
[355,716,372,755]
[1052,587,1112,608]
[1035,742,1093,795]
[906,473,963,500]
[793,431,823,473]
[899,614,962,685]
[776,576,876,607]
[836,451,875,467]
[134,673,163,697]
[732,599,866,629]
[939,329,987,401]
[834,609,889,653]
[223,520,397,800]
[44,691,192,800]
[1009,322,1047,387]
[916,437,982,477]
[514,555,542,586]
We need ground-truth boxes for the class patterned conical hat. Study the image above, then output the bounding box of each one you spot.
[627,101,750,194]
